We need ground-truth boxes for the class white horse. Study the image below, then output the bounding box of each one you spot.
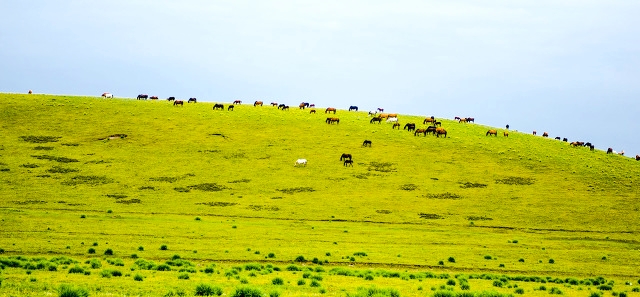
[294,159,307,167]
[102,92,113,98]
[386,117,398,123]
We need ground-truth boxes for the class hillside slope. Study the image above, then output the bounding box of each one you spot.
[1,93,639,278]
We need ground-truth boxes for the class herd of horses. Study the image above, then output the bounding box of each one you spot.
[93,93,637,162]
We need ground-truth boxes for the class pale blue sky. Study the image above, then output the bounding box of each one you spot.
[2,1,639,156]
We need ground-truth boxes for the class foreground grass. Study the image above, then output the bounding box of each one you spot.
[0,93,639,296]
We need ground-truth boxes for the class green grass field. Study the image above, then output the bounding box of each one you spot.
[0,93,639,297]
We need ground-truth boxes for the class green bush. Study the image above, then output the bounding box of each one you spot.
[134,274,144,281]
[310,280,321,287]
[589,292,602,297]
[87,248,95,254]
[549,287,563,295]
[104,248,113,255]
[160,245,168,250]
[549,259,555,264]
[231,286,263,297]
[68,266,84,274]
[351,286,400,297]
[447,279,456,286]
[195,283,223,296]
[272,277,284,285]
[268,253,275,258]
[448,257,456,263]
[58,284,89,297]
[515,288,525,294]
[269,290,281,297]
[178,272,190,279]
[156,264,171,271]
[484,255,492,260]
[89,259,101,269]
[138,246,144,251]
[295,255,306,262]
[298,279,306,286]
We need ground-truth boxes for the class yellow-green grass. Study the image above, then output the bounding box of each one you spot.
[0,93,638,296]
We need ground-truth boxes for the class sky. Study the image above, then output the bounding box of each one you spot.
[2,1,639,156]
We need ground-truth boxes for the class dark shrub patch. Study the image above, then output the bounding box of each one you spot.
[549,259,555,264]
[63,175,112,186]
[419,213,443,219]
[229,179,251,183]
[195,283,223,296]
[174,187,191,192]
[189,183,228,192]
[21,163,40,168]
[68,266,84,274]
[34,146,54,150]
[277,187,315,194]
[495,176,535,185]
[20,136,61,143]
[150,176,180,183]
[268,253,275,258]
[87,248,95,254]
[106,194,128,199]
[231,286,263,297]
[138,186,155,190]
[32,155,78,163]
[295,255,306,262]
[448,257,456,263]
[197,202,238,207]
[400,184,418,191]
[156,264,171,271]
[134,274,143,281]
[47,166,78,174]
[484,255,492,260]
[425,193,462,200]
[367,161,396,172]
[116,199,141,204]
[515,288,525,294]
[62,143,80,146]
[272,277,284,285]
[460,182,488,188]
[160,245,168,250]
[467,216,493,221]
[549,287,563,295]
[57,284,89,297]
[104,248,113,255]
[353,252,367,257]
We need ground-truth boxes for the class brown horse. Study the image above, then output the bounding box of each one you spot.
[310,109,316,114]
[299,103,306,109]
[150,96,159,100]
[325,107,337,114]
[435,127,447,138]
[270,102,278,106]
[343,160,354,167]
[325,117,339,124]
[388,113,398,118]
[378,113,389,119]
[340,153,352,161]
[254,101,263,106]
[392,122,401,129]
[213,104,224,110]
[233,100,242,104]
[423,118,436,125]
[173,100,184,106]
[486,130,497,136]
[458,118,467,123]
[570,141,584,147]
[542,132,549,137]
[503,131,509,137]
[362,140,372,147]
[414,129,427,136]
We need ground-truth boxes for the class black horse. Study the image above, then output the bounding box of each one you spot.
[228,105,234,111]
[362,140,372,147]
[340,153,352,161]
[213,104,224,110]
[403,123,416,131]
[137,94,148,100]
[278,104,286,109]
[344,160,353,167]
[349,106,358,111]
[370,117,382,124]
[167,97,175,101]
[188,98,197,103]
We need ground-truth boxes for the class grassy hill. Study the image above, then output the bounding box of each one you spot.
[0,93,639,296]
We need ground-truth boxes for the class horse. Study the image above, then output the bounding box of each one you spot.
[102,93,113,98]
[403,123,416,131]
[137,94,148,100]
[299,103,306,109]
[392,122,401,129]
[150,96,158,100]
[254,101,263,106]
[28,90,33,94]
[607,148,613,154]
[233,100,242,104]
[295,159,307,167]
[563,138,568,142]
[377,108,384,112]
[278,104,286,109]
[555,137,561,140]
[188,98,197,103]
[386,117,398,123]
[349,106,358,111]
[370,117,382,124]
[301,102,310,108]
[309,104,315,108]
[503,131,509,137]
[414,129,427,136]
[426,126,437,135]
[325,117,339,124]
[466,117,475,123]
[486,130,497,136]
[281,105,289,111]
[454,116,461,120]
[173,100,184,106]
[310,109,316,114]
[436,127,447,138]
[570,141,584,147]
[228,105,234,111]
[542,132,549,137]
[368,111,377,116]
[433,121,442,127]
[362,140,372,147]
[388,113,398,118]
[618,150,625,156]
[533,131,537,135]
[378,113,389,119]
[325,107,337,114]
[343,160,354,167]
[270,102,278,106]
[167,97,175,101]
[458,118,467,123]
[213,104,224,110]
[340,153,352,161]
[636,155,640,161]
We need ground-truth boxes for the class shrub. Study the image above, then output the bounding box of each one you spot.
[484,255,492,260]
[598,285,612,291]
[493,280,504,288]
[460,284,470,290]
[204,267,215,274]
[438,261,444,265]
[447,279,456,286]
[295,255,306,262]
[298,279,306,286]
[518,258,525,262]
[286,264,301,271]
[104,248,113,255]
[130,254,138,259]
[231,286,263,297]
[80,215,86,219]
[448,257,456,263]
[89,259,101,269]
[353,252,368,257]
[138,246,144,251]
[351,287,401,297]
[92,242,98,246]
[272,277,284,285]
[310,280,321,287]
[58,284,89,297]
[68,266,84,274]
[549,287,563,295]
[618,293,627,297]
[268,253,275,258]
[549,259,555,264]
[195,283,223,296]
[156,264,171,271]
[134,274,144,281]
[87,248,95,254]
[178,272,190,279]
[499,264,505,268]
[515,288,525,294]
[269,290,281,297]
[589,292,602,297]
[160,245,168,250]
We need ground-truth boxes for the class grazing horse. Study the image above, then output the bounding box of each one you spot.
[486,129,497,136]
[233,100,242,104]
[571,141,584,147]
[386,117,398,123]
[281,105,289,110]
[295,159,307,167]
[435,127,447,138]
[618,150,625,156]
[28,90,33,94]
[270,102,278,106]
[213,104,224,110]
[377,108,384,112]
[503,131,509,137]
[636,155,640,161]
[378,113,389,119]
[533,130,537,135]
[433,121,442,127]
[426,126,437,135]
[167,97,175,101]
[102,93,113,98]
[388,113,398,118]
[607,148,613,154]
[254,101,264,106]
[325,107,337,114]
[392,122,401,129]
[188,98,197,103]
[466,117,475,123]
[370,117,382,124]
[173,100,184,106]
[340,153,352,161]
[309,104,315,108]
[137,94,148,100]
[362,140,372,147]
[404,123,416,131]
[228,105,234,111]
[454,116,461,120]
[310,109,316,114]
[344,160,354,167]
[585,142,592,147]
[277,104,285,109]
[542,132,549,137]
[555,137,561,140]
[414,129,427,136]
[349,106,358,111]
[150,96,158,100]
[368,111,377,116]
[299,103,306,109]
[458,118,467,123]
[563,138,568,142]
[325,117,339,124]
